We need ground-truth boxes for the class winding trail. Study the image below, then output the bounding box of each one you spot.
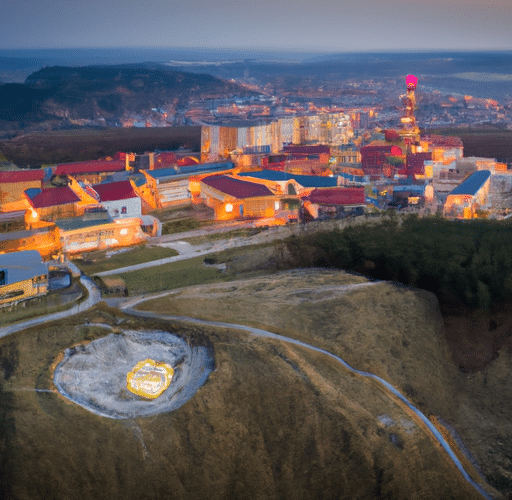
[121,299,494,500]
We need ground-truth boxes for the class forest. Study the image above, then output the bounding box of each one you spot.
[285,215,512,311]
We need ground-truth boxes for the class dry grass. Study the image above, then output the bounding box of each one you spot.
[0,297,488,500]
[136,269,509,498]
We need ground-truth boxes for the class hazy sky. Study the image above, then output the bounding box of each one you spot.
[1,0,512,52]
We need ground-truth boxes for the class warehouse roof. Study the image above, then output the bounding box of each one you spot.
[0,170,44,183]
[201,175,273,199]
[55,160,126,176]
[146,161,234,182]
[0,250,47,285]
[449,170,491,196]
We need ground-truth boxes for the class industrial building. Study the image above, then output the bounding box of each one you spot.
[200,175,278,221]
[443,170,492,219]
[0,250,49,306]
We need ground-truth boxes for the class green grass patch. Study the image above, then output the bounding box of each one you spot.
[113,256,234,295]
[161,218,210,235]
[72,244,178,275]
[182,226,266,245]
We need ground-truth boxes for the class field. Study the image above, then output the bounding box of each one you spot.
[0,126,201,167]
[72,244,179,276]
[431,128,512,161]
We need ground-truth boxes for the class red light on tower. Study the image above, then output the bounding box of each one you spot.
[406,74,418,90]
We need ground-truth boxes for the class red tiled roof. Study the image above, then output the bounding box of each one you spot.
[54,160,126,176]
[0,170,44,183]
[27,186,80,208]
[202,175,273,199]
[304,187,365,206]
[92,181,137,202]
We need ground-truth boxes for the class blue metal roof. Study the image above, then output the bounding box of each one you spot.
[147,161,235,181]
[449,170,491,196]
[240,170,337,188]
[393,184,426,193]
[0,250,47,285]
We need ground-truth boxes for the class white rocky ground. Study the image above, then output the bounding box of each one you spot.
[53,328,214,419]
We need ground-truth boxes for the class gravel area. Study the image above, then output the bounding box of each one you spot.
[53,329,214,419]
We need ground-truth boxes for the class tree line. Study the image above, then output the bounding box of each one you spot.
[285,215,512,311]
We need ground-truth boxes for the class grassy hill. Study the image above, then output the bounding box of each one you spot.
[0,269,503,499]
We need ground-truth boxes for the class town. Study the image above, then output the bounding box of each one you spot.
[0,74,511,308]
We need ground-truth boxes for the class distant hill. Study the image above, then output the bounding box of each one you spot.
[0,63,257,132]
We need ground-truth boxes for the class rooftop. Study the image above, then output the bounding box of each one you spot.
[92,180,138,202]
[54,160,126,177]
[0,250,47,285]
[146,161,235,181]
[201,175,273,199]
[55,215,113,232]
[0,170,44,183]
[239,170,337,188]
[449,170,492,196]
[25,186,80,208]
[304,187,365,206]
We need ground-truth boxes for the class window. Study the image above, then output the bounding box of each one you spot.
[121,206,127,214]
[0,270,6,285]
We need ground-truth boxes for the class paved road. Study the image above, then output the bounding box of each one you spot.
[0,275,102,338]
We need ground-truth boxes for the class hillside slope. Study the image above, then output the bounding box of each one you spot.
[0,269,504,499]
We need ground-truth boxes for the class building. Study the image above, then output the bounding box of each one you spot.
[92,180,142,219]
[55,212,147,254]
[0,170,44,212]
[24,186,82,221]
[200,175,278,220]
[302,187,366,219]
[141,161,236,208]
[53,159,127,184]
[0,250,48,306]
[0,224,60,260]
[201,120,276,162]
[238,170,338,196]
[443,170,492,219]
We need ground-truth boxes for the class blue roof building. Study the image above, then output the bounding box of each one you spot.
[444,170,492,218]
[239,170,338,189]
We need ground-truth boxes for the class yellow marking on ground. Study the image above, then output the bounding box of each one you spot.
[126,358,174,399]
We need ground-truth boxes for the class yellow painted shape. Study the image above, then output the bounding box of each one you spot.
[126,358,174,399]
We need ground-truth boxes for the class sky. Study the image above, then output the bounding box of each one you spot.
[1,0,512,52]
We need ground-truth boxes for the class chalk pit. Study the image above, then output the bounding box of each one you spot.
[53,330,214,419]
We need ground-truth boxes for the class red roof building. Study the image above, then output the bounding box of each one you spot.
[0,170,44,183]
[92,181,138,202]
[303,187,365,206]
[54,160,126,182]
[0,170,45,211]
[302,187,366,220]
[26,187,80,209]
[25,186,81,221]
[201,175,273,199]
[200,175,277,221]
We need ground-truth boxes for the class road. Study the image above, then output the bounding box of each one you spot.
[0,275,102,338]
